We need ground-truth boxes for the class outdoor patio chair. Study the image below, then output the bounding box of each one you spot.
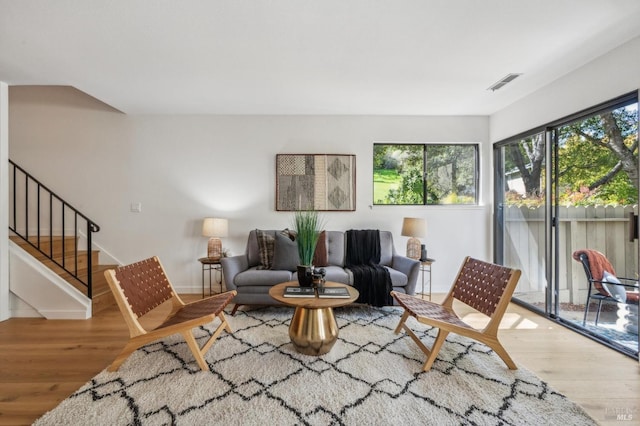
[572,249,639,327]
[104,256,237,372]
[391,256,521,372]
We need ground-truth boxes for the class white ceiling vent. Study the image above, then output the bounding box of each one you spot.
[487,73,522,91]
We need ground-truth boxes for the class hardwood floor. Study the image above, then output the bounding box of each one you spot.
[0,295,638,426]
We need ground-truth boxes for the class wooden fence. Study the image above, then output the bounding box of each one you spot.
[504,205,638,305]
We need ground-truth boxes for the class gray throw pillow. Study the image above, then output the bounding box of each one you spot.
[271,231,300,271]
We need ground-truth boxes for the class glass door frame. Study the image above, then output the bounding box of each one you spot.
[493,92,639,359]
[493,126,550,317]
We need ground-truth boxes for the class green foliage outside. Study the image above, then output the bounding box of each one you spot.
[374,103,638,208]
[373,144,477,205]
[505,104,638,207]
[556,136,637,206]
[373,169,400,204]
[373,144,423,204]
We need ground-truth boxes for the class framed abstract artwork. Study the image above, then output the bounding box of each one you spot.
[276,154,356,211]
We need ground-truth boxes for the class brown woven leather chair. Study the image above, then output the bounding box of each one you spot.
[391,256,521,372]
[104,256,237,372]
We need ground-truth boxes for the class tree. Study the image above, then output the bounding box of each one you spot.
[374,144,423,204]
[426,145,476,204]
[506,104,638,205]
[564,109,638,193]
[506,134,544,198]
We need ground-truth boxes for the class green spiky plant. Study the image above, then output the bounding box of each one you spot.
[293,210,323,266]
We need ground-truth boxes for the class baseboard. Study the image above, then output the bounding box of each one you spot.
[173,285,202,295]
[36,308,91,320]
[10,307,43,318]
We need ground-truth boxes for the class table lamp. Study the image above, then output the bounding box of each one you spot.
[401,217,427,260]
[202,217,228,261]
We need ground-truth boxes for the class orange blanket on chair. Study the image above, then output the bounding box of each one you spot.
[572,249,615,296]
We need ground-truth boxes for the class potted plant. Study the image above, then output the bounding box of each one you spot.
[294,209,323,287]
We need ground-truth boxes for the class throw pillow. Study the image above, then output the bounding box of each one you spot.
[271,231,300,271]
[313,230,328,267]
[255,229,275,270]
[602,270,627,303]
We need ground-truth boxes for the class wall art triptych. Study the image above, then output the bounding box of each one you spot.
[276,154,356,211]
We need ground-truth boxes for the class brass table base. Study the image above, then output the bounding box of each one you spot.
[289,307,338,356]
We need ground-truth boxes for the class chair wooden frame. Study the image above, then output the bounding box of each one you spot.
[391,256,521,372]
[104,256,237,372]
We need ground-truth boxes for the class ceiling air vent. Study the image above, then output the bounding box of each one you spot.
[487,73,522,91]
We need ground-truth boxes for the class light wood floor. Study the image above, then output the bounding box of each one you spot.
[0,295,638,426]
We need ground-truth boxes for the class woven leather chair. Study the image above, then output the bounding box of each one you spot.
[391,256,521,372]
[104,256,237,372]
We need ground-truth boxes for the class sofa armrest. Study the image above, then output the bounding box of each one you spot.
[220,255,249,291]
[391,255,420,294]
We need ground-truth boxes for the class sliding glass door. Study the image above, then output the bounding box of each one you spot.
[494,131,549,314]
[494,94,639,358]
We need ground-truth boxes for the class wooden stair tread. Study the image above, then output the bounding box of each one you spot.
[10,236,81,256]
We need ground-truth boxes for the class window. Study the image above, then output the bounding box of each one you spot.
[373,143,479,205]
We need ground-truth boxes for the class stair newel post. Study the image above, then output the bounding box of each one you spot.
[61,201,65,270]
[74,213,78,276]
[49,192,53,258]
[86,221,93,299]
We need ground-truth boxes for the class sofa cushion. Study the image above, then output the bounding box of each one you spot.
[234,268,293,287]
[246,230,261,268]
[386,266,409,287]
[255,229,295,270]
[379,231,394,266]
[313,231,328,267]
[326,231,345,267]
[320,265,352,285]
[271,231,300,271]
[255,229,275,270]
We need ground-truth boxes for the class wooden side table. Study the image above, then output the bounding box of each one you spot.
[198,257,222,298]
[420,258,435,300]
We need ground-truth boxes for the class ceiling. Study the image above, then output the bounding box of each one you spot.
[1,0,640,116]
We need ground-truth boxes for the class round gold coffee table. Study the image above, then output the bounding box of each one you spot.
[269,281,359,356]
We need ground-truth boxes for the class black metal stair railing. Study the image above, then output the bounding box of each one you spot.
[8,160,100,298]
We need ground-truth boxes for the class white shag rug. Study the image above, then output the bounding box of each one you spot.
[35,305,597,426]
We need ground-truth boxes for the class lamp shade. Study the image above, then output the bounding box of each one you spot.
[202,217,228,238]
[401,217,427,238]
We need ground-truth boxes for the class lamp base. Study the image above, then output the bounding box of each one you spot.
[406,237,421,260]
[207,237,223,261]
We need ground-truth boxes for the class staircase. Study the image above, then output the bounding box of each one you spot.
[10,235,118,314]
[8,159,116,317]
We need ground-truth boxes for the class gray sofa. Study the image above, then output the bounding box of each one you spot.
[221,229,420,312]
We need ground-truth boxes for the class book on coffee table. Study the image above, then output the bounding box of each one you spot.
[317,286,351,298]
[283,286,316,298]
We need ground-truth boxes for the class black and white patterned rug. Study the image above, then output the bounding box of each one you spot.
[35,306,596,425]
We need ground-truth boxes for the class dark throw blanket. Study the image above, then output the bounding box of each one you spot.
[345,229,393,307]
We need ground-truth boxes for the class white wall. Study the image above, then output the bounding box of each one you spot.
[0,82,8,321]
[7,36,639,307]
[8,87,492,295]
[491,36,640,142]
